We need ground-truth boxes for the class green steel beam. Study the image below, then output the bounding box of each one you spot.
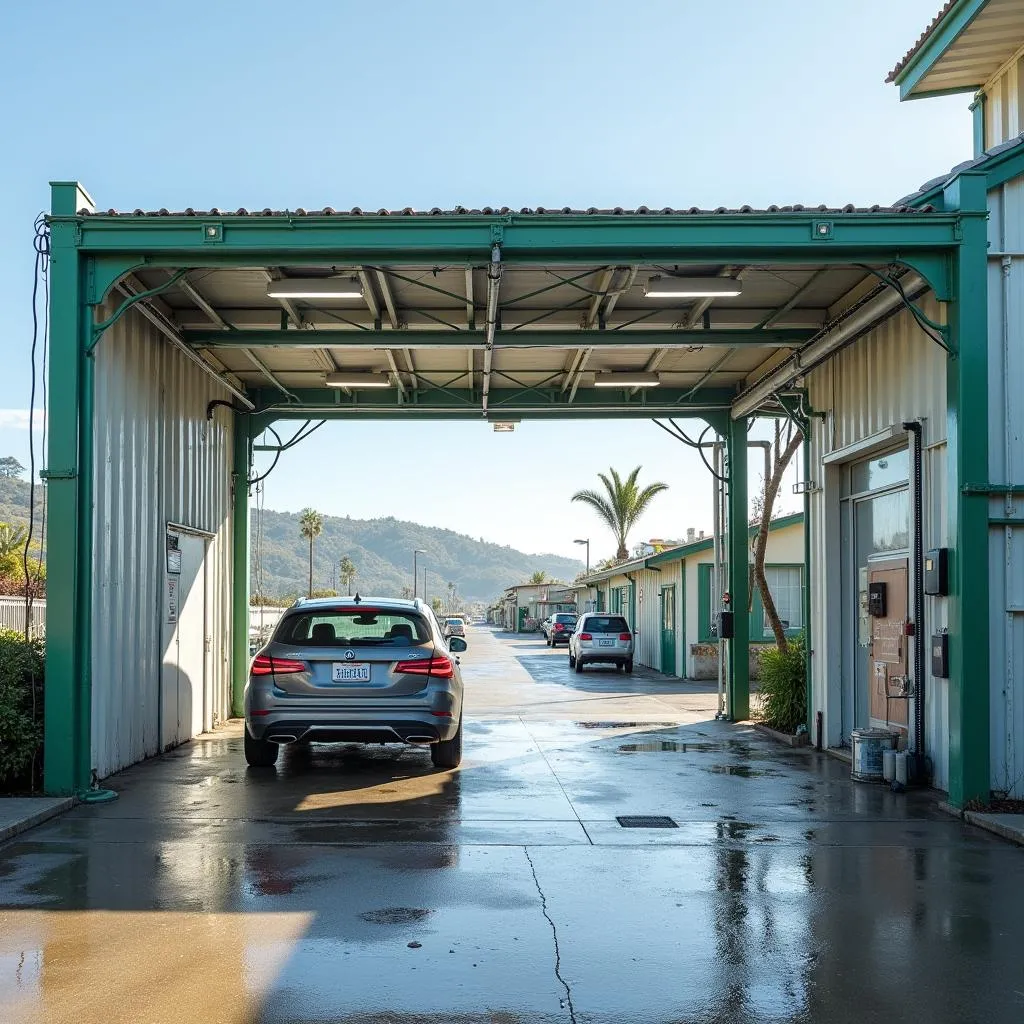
[231,415,251,718]
[944,171,990,808]
[54,210,967,268]
[726,415,750,721]
[892,0,988,101]
[44,190,87,796]
[248,385,737,419]
[183,328,814,349]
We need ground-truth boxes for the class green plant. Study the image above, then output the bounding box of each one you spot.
[756,633,807,733]
[0,629,44,789]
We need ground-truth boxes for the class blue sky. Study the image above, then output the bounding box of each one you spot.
[0,1,971,563]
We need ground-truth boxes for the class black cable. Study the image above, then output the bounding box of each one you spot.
[653,419,727,482]
[248,426,283,485]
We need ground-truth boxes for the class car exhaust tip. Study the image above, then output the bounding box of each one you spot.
[267,733,298,744]
[405,735,435,745]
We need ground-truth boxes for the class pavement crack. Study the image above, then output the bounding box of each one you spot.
[524,846,578,1024]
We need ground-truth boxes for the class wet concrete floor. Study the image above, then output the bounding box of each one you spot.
[2,627,1023,1022]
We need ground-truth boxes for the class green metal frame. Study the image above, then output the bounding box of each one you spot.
[726,415,750,721]
[41,179,989,801]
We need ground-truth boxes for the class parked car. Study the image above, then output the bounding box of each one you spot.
[546,612,578,647]
[244,596,466,770]
[445,617,467,638]
[568,613,634,673]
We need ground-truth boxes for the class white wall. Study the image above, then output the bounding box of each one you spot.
[91,301,235,779]
[982,47,1024,150]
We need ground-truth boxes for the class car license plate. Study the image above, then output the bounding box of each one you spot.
[598,639,614,647]
[331,663,371,683]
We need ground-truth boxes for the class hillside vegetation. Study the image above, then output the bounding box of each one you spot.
[252,508,582,603]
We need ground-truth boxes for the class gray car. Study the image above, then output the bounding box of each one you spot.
[568,612,634,673]
[244,596,466,769]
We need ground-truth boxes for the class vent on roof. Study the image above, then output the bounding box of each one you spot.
[616,815,678,829]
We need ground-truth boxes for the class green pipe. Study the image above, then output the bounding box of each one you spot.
[231,413,251,717]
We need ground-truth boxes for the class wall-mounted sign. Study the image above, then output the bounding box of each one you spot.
[167,577,179,624]
[166,532,182,574]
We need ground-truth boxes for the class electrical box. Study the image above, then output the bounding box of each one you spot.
[931,631,949,679]
[867,581,887,618]
[924,548,949,596]
[716,610,735,640]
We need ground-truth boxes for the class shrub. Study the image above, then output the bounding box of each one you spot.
[0,629,44,790]
[756,634,807,734]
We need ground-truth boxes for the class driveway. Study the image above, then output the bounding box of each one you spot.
[1,627,1022,1023]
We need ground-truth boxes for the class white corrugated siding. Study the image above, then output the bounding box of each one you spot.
[983,51,1023,150]
[807,300,949,780]
[633,568,662,672]
[987,180,1024,797]
[91,302,234,779]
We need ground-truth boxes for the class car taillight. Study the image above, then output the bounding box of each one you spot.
[580,633,592,641]
[395,655,454,679]
[251,654,306,676]
[619,632,632,641]
[554,623,564,632]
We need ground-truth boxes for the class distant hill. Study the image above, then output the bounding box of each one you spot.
[252,509,583,604]
[0,476,45,534]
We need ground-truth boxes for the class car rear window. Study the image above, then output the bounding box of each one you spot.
[277,608,430,647]
[554,614,577,624]
[583,616,629,633]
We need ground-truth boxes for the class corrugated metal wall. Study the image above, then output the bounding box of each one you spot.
[987,181,1024,797]
[983,56,1022,150]
[807,300,950,782]
[91,302,235,779]
[633,568,662,671]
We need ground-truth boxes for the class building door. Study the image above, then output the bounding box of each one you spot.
[660,586,676,675]
[839,448,910,743]
[161,530,208,750]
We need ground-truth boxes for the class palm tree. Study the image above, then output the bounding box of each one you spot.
[339,556,357,592]
[0,522,28,557]
[298,508,323,596]
[529,570,548,585]
[571,466,669,561]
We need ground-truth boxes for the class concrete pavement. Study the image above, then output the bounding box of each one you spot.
[1,626,1023,1023]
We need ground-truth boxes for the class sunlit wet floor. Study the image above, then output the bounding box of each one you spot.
[2,627,1023,1022]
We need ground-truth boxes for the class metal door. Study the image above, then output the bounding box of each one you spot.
[866,559,910,731]
[660,586,676,675]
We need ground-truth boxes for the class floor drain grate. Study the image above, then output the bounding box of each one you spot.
[616,815,678,829]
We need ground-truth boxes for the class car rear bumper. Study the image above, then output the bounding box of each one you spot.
[577,646,633,663]
[550,632,570,644]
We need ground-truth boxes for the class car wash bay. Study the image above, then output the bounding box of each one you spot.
[41,178,994,810]
[4,627,1024,1024]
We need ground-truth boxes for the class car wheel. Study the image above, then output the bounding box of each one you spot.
[624,660,634,675]
[432,715,463,770]
[244,728,279,768]
[568,651,576,668]
[575,656,584,674]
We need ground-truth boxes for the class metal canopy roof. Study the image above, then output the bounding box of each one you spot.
[888,0,1024,100]
[53,184,970,423]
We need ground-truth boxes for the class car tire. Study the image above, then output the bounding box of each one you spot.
[575,656,584,674]
[624,660,634,674]
[568,651,576,668]
[244,729,279,768]
[432,715,463,770]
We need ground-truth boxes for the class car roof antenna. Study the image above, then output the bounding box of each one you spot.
[353,592,361,604]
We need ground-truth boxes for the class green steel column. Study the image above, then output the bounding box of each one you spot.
[44,182,93,795]
[231,413,251,718]
[943,171,990,808]
[727,415,750,721]
[76,331,95,790]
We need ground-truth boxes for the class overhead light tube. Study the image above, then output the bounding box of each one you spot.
[593,372,662,388]
[267,278,363,299]
[644,277,742,298]
[325,372,391,388]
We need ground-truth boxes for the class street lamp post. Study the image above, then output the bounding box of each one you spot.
[574,538,590,575]
[413,549,425,599]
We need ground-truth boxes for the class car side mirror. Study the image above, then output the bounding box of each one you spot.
[448,636,468,653]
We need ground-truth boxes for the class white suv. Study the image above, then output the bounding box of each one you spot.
[568,613,634,674]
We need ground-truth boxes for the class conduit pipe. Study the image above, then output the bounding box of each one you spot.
[481,245,502,415]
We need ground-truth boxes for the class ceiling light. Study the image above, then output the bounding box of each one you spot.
[492,421,518,432]
[644,277,743,298]
[267,278,363,299]
[593,372,662,388]
[325,372,391,388]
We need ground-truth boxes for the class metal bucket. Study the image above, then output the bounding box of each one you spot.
[851,728,897,783]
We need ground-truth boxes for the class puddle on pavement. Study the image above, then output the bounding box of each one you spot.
[705,764,782,778]
[618,741,722,753]
[359,907,432,925]
[575,721,668,729]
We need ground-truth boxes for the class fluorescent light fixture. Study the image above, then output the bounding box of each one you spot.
[644,277,743,298]
[325,372,391,388]
[267,278,363,299]
[492,421,518,432]
[593,372,662,388]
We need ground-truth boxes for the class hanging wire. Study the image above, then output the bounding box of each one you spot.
[653,418,727,482]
